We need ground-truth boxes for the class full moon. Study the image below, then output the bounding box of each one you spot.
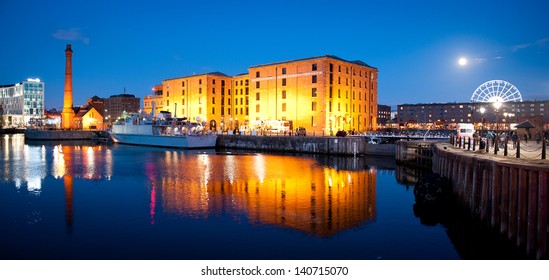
[458,57,467,66]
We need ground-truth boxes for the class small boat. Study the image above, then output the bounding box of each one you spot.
[109,114,217,149]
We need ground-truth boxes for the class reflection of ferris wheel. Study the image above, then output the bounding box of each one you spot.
[470,80,523,103]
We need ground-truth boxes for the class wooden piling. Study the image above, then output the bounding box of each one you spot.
[500,166,509,234]
[508,167,518,241]
[537,171,548,259]
[517,168,529,249]
[491,164,502,228]
[527,170,538,257]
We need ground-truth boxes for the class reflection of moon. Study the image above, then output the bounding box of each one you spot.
[458,57,467,66]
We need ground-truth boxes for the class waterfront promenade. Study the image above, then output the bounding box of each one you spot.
[432,141,549,259]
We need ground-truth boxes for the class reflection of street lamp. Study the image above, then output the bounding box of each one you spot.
[493,101,501,131]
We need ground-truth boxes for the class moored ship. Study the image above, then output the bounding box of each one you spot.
[109,114,217,149]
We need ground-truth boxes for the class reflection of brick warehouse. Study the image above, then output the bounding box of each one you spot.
[154,153,376,237]
[104,93,140,120]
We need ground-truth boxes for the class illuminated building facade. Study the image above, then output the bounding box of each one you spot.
[143,85,163,114]
[249,55,378,134]
[231,73,250,130]
[0,78,45,127]
[162,72,232,129]
[153,55,378,133]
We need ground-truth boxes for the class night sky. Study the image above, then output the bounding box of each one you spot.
[1,0,548,110]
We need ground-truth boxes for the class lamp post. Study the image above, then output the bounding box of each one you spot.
[479,107,486,134]
[493,101,501,132]
[329,116,333,136]
[503,112,508,131]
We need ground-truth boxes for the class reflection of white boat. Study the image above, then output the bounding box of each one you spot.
[110,117,217,149]
[368,137,381,144]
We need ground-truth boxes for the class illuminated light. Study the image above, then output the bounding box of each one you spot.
[458,57,467,66]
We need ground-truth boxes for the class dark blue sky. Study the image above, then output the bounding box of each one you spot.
[1,0,548,110]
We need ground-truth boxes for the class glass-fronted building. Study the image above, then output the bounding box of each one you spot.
[0,78,45,127]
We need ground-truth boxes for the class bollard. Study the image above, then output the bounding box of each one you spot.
[504,138,508,156]
[494,137,498,155]
[472,137,476,151]
[516,139,520,158]
[486,138,489,153]
[468,137,471,151]
[542,135,546,160]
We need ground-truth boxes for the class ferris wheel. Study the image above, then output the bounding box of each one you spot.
[470,80,523,103]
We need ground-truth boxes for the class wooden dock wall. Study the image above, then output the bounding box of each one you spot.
[432,143,549,259]
[395,140,438,168]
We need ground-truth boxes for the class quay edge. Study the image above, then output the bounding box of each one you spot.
[24,129,100,140]
[432,142,549,259]
[216,135,396,156]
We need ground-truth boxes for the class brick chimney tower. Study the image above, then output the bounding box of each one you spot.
[61,44,75,129]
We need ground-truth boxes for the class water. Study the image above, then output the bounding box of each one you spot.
[0,134,523,260]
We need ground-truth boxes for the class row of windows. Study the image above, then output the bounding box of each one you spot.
[210,107,249,116]
[254,63,374,78]
[181,79,228,87]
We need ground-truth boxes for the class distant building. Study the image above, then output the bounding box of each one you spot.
[73,104,103,130]
[44,108,61,128]
[104,93,140,120]
[377,104,391,127]
[0,78,45,127]
[87,95,105,114]
[143,85,163,115]
[397,100,549,130]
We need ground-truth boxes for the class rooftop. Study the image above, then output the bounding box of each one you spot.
[249,54,377,70]
[164,71,231,81]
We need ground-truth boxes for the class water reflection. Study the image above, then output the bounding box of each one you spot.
[1,134,113,228]
[1,135,114,184]
[148,152,377,237]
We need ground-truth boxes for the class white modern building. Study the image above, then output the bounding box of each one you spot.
[0,78,45,127]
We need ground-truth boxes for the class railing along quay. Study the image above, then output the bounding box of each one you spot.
[449,134,547,160]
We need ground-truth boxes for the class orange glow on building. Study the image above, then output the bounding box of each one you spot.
[161,72,232,130]
[249,55,378,134]
[147,55,378,133]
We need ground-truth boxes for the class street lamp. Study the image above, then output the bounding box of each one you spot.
[329,116,333,136]
[493,101,501,131]
[479,107,486,134]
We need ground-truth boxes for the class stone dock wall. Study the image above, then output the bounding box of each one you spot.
[432,142,549,259]
[216,135,395,156]
[24,129,98,140]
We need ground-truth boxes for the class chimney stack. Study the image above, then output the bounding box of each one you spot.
[61,44,75,129]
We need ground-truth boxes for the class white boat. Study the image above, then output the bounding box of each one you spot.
[109,116,217,149]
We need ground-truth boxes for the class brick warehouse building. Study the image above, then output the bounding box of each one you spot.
[146,55,378,135]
